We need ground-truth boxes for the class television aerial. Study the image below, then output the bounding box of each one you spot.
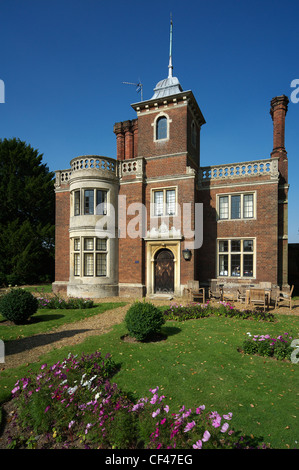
[122,80,143,101]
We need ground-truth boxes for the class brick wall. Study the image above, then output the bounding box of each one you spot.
[137,104,187,158]
[198,178,279,285]
[118,181,145,287]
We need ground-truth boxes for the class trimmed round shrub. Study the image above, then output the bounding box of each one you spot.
[0,288,39,324]
[125,301,165,341]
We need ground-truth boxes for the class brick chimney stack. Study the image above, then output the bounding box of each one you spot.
[113,119,138,160]
[270,95,289,287]
[270,95,289,183]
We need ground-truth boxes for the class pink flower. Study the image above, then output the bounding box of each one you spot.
[221,422,229,433]
[202,430,211,442]
[196,405,205,414]
[152,408,160,418]
[164,405,169,413]
[223,412,233,420]
[193,439,202,449]
[212,416,221,428]
[150,394,158,404]
[44,406,50,413]
[184,420,196,432]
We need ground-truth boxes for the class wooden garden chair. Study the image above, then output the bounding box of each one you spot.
[208,281,223,301]
[191,287,206,304]
[186,281,206,304]
[275,285,294,311]
[249,288,267,312]
[237,287,246,304]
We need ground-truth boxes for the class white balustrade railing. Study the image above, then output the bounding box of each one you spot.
[70,156,117,175]
[119,158,144,178]
[55,156,118,188]
[198,158,279,182]
[55,170,72,187]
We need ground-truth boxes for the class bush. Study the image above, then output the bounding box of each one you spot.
[240,332,294,361]
[0,288,38,324]
[125,301,165,341]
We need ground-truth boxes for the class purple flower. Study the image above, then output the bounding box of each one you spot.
[184,420,196,432]
[150,394,158,404]
[11,385,20,394]
[152,408,160,418]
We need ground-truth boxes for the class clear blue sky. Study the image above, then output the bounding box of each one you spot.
[0,0,298,242]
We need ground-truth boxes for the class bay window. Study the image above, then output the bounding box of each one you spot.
[73,189,107,216]
[73,237,108,278]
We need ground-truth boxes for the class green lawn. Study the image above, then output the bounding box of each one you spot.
[0,302,127,341]
[0,308,298,449]
[21,284,53,294]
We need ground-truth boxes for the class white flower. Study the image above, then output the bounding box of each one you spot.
[67,385,78,395]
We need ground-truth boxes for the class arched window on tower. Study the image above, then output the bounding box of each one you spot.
[156,116,168,140]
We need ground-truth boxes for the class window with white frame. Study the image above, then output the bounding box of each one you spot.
[73,189,107,216]
[218,239,255,278]
[152,188,176,217]
[84,189,107,215]
[218,193,254,220]
[73,237,107,277]
[84,237,107,277]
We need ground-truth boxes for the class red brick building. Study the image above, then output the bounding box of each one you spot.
[53,52,289,299]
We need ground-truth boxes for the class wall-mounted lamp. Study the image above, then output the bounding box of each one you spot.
[182,249,192,261]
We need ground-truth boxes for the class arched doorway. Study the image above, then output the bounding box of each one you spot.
[154,248,174,293]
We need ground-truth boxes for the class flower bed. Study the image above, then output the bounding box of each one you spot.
[1,353,268,449]
[240,332,294,361]
[163,301,275,322]
[37,295,94,310]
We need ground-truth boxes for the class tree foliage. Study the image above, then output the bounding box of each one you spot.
[0,138,55,285]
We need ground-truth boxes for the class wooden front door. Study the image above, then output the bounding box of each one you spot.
[154,249,174,293]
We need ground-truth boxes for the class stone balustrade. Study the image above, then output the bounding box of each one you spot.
[55,169,72,188]
[70,155,117,175]
[198,158,279,183]
[55,156,119,189]
[119,157,144,179]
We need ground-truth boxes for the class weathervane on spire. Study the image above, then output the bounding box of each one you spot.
[168,13,173,79]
